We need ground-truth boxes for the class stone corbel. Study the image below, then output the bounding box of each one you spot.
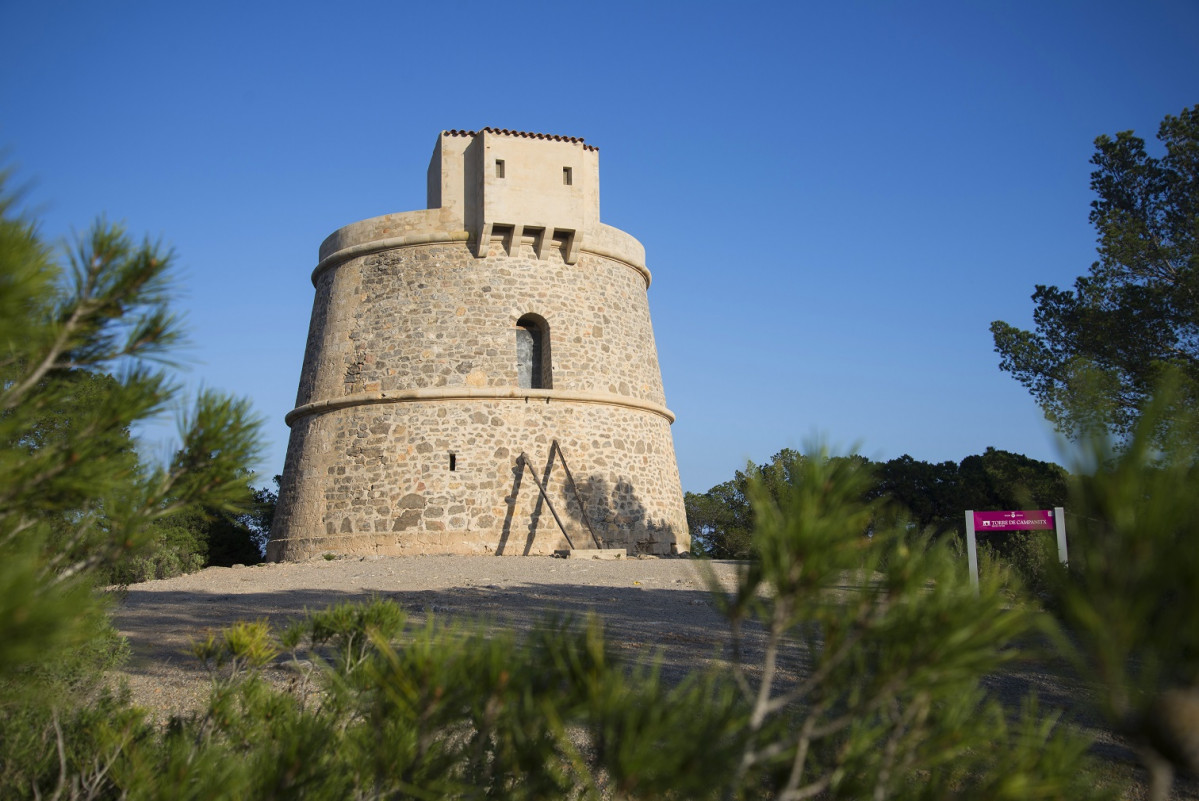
[557,228,580,264]
[509,224,523,257]
[529,227,549,260]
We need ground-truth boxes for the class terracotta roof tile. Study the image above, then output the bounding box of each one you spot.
[443,128,598,151]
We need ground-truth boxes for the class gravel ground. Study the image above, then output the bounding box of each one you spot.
[112,554,743,718]
[111,554,1196,799]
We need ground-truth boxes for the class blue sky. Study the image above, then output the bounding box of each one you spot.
[2,1,1196,492]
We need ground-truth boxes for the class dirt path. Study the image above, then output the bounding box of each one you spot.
[113,554,742,718]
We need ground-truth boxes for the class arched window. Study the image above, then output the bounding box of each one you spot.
[515,314,552,389]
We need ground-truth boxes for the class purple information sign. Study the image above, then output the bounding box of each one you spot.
[972,510,1055,531]
[965,507,1067,594]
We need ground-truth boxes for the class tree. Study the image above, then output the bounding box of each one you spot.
[0,177,264,794]
[686,449,818,559]
[5,369,142,564]
[991,105,1199,445]
[105,460,272,583]
[955,447,1068,512]
[871,454,961,536]
[695,448,1067,553]
[239,473,280,554]
[685,480,753,558]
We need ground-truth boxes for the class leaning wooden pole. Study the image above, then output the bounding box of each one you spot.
[516,453,575,550]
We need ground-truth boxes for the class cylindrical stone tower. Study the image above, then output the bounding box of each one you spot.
[267,128,689,560]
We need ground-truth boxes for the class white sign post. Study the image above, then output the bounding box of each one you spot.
[965,511,979,594]
[964,507,1067,595]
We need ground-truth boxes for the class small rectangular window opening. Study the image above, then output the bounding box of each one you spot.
[495,160,505,178]
[449,453,457,471]
[562,166,572,185]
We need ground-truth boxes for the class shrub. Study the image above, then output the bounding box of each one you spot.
[66,452,1108,800]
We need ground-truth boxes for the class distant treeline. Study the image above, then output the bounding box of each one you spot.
[686,447,1067,559]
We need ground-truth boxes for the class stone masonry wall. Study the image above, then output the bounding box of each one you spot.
[269,398,687,559]
[294,240,667,409]
[268,235,689,560]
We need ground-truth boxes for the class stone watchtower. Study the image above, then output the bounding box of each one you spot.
[266,128,689,560]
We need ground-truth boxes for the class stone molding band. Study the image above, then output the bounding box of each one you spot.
[310,231,652,287]
[285,387,676,427]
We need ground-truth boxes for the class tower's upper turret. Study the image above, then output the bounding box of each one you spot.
[427,128,601,263]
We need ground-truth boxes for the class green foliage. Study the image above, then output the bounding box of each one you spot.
[871,454,961,534]
[690,446,1068,561]
[1047,383,1199,798]
[105,470,271,583]
[107,529,206,584]
[4,383,1114,799]
[713,447,1100,800]
[954,449,1068,592]
[194,619,280,675]
[109,600,744,800]
[238,474,280,554]
[0,176,265,796]
[688,449,877,559]
[68,553,1098,801]
[686,479,754,558]
[0,174,1149,798]
[979,530,1058,595]
[956,448,1068,516]
[0,688,154,799]
[19,451,1096,800]
[991,104,1199,446]
[296,597,407,675]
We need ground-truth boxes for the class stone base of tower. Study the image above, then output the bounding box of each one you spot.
[266,398,689,561]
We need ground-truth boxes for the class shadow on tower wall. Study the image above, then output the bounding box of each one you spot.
[568,475,676,554]
[496,452,676,555]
